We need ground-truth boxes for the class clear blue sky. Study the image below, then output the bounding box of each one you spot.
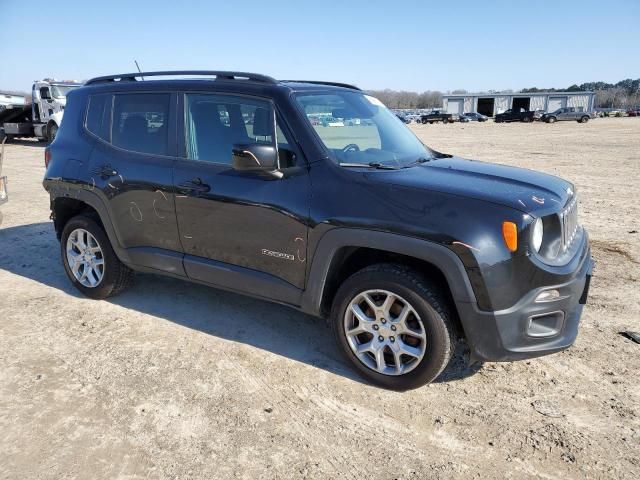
[1,0,638,92]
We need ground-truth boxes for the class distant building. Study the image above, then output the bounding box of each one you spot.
[442,91,596,117]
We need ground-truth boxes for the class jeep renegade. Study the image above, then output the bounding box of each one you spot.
[43,71,593,390]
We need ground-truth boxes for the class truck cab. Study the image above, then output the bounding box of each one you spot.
[31,80,82,141]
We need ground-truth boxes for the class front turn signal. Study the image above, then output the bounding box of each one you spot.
[502,221,518,252]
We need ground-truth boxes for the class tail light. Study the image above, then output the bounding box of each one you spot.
[44,148,51,168]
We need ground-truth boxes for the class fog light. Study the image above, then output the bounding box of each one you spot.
[527,311,564,337]
[535,289,561,302]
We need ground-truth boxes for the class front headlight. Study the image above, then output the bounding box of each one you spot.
[532,217,544,252]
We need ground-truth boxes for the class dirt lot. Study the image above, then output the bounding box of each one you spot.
[1,118,639,479]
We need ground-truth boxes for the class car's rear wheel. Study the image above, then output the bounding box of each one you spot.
[547,116,556,123]
[580,116,589,123]
[60,215,133,299]
[331,264,455,390]
[522,116,531,123]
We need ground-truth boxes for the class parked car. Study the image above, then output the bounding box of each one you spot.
[321,117,344,127]
[541,107,590,123]
[420,110,455,124]
[494,108,539,123]
[598,109,624,117]
[460,112,488,122]
[626,108,640,117]
[43,70,593,390]
[395,113,411,124]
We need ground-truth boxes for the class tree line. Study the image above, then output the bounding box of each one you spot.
[368,78,640,109]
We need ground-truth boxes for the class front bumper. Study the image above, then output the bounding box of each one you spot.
[458,243,594,362]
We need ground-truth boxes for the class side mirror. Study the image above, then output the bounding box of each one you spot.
[232,143,281,177]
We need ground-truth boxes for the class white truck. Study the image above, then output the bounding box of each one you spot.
[0,79,82,143]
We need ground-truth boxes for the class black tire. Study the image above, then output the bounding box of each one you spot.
[60,215,133,299]
[0,128,6,143]
[522,116,531,123]
[421,118,427,124]
[580,116,589,123]
[48,123,58,143]
[330,263,455,390]
[547,116,556,123]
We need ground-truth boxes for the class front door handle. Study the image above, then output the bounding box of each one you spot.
[177,178,210,193]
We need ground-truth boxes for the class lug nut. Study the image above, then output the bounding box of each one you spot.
[373,324,379,331]
[391,325,396,331]
[390,336,395,342]
[381,319,387,324]
[378,335,384,342]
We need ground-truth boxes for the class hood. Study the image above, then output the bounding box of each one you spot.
[366,157,574,215]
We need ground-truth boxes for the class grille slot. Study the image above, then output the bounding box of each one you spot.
[560,196,579,251]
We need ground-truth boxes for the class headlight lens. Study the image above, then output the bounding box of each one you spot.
[532,217,544,252]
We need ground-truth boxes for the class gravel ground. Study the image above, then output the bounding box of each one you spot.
[0,118,638,479]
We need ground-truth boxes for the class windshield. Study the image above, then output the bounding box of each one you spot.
[295,91,432,167]
[51,84,80,98]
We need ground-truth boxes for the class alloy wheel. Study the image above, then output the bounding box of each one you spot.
[66,228,105,288]
[343,289,427,375]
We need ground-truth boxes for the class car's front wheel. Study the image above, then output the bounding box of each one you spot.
[60,215,133,299]
[331,264,455,390]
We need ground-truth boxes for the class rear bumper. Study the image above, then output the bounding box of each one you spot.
[458,244,594,362]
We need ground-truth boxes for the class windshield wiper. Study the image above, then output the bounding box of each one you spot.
[339,162,399,170]
[402,157,433,168]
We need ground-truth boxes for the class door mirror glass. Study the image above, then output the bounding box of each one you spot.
[232,143,278,172]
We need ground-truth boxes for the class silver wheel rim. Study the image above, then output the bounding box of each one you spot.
[66,228,105,288]
[343,289,427,376]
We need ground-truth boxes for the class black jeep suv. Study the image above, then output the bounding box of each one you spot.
[43,71,593,390]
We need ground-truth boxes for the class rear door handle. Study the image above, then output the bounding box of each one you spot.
[177,178,210,193]
[93,165,118,178]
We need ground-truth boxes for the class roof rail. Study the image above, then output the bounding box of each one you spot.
[85,70,278,85]
[281,80,361,91]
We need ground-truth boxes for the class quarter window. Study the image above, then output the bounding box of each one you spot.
[185,94,274,164]
[112,94,170,155]
[86,94,111,141]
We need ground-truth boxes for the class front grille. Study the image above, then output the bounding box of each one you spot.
[560,196,579,251]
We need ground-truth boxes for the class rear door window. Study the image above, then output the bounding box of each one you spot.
[112,94,170,155]
[85,94,112,141]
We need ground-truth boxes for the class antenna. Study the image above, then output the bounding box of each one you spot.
[134,60,144,80]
